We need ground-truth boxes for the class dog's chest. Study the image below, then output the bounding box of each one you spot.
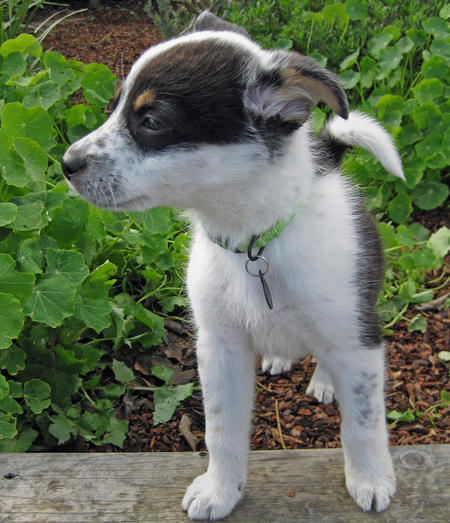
[187,237,340,360]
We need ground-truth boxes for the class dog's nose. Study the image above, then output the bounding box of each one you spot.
[61,154,86,180]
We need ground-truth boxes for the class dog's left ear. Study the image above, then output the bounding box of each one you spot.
[245,52,349,129]
[192,11,249,37]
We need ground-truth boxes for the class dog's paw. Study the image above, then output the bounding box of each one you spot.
[261,357,292,375]
[306,366,334,403]
[182,472,243,520]
[346,468,396,512]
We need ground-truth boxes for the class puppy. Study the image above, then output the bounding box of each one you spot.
[62,12,403,520]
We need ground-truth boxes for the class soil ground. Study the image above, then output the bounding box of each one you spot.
[34,1,449,453]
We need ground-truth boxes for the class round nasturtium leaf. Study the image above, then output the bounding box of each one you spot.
[412,180,449,210]
[24,379,51,414]
[24,277,75,328]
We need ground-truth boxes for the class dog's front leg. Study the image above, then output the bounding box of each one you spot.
[328,346,396,512]
[182,325,255,520]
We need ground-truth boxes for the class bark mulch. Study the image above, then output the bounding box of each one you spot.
[37,1,449,453]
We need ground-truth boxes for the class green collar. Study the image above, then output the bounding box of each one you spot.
[209,207,299,254]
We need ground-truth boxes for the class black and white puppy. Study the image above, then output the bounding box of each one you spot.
[62,12,403,520]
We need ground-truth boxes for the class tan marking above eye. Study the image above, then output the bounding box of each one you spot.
[111,82,123,107]
[134,89,156,111]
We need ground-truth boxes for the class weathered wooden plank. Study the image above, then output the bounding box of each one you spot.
[0,445,448,522]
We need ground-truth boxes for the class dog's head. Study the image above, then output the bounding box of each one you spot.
[62,11,348,211]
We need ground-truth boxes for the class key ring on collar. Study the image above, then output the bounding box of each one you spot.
[245,235,269,277]
[245,256,269,277]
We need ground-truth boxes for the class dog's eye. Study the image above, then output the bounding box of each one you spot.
[143,116,160,131]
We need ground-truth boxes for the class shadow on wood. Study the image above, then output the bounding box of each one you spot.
[1,445,448,522]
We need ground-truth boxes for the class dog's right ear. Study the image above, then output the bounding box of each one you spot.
[191,11,249,37]
[244,52,349,131]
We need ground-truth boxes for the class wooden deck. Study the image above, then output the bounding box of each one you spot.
[0,445,448,522]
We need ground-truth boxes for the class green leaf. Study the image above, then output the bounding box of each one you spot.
[412,181,449,210]
[413,79,444,104]
[395,124,423,147]
[0,254,34,301]
[345,0,367,21]
[387,409,415,423]
[152,366,174,385]
[273,38,293,50]
[24,379,51,414]
[0,394,22,415]
[411,247,437,271]
[74,296,112,333]
[102,416,128,447]
[24,277,75,327]
[0,143,29,188]
[0,373,9,400]
[131,207,172,235]
[0,293,24,350]
[321,2,348,27]
[82,63,116,106]
[339,70,360,89]
[16,238,44,274]
[441,5,450,19]
[368,33,393,58]
[11,202,45,231]
[22,81,61,111]
[112,359,134,385]
[12,137,48,180]
[0,414,17,439]
[387,192,412,224]
[406,28,426,47]
[0,34,42,58]
[1,103,55,150]
[0,202,17,226]
[49,414,77,444]
[360,56,377,88]
[377,94,405,128]
[395,37,413,55]
[153,382,194,425]
[438,351,450,362]
[422,17,450,39]
[412,103,442,130]
[3,52,26,78]
[408,315,427,334]
[428,227,450,261]
[0,346,26,375]
[378,46,404,75]
[378,296,407,322]
[431,38,450,62]
[43,52,75,85]
[46,248,89,286]
[416,132,443,162]
[421,56,448,80]
[46,198,90,246]
[340,49,359,71]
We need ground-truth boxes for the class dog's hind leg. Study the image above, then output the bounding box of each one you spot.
[327,344,396,512]
[182,325,255,521]
[306,362,335,404]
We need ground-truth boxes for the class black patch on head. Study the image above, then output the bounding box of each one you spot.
[192,11,249,37]
[125,39,253,152]
[353,196,384,347]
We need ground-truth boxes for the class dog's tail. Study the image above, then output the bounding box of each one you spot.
[323,111,404,179]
